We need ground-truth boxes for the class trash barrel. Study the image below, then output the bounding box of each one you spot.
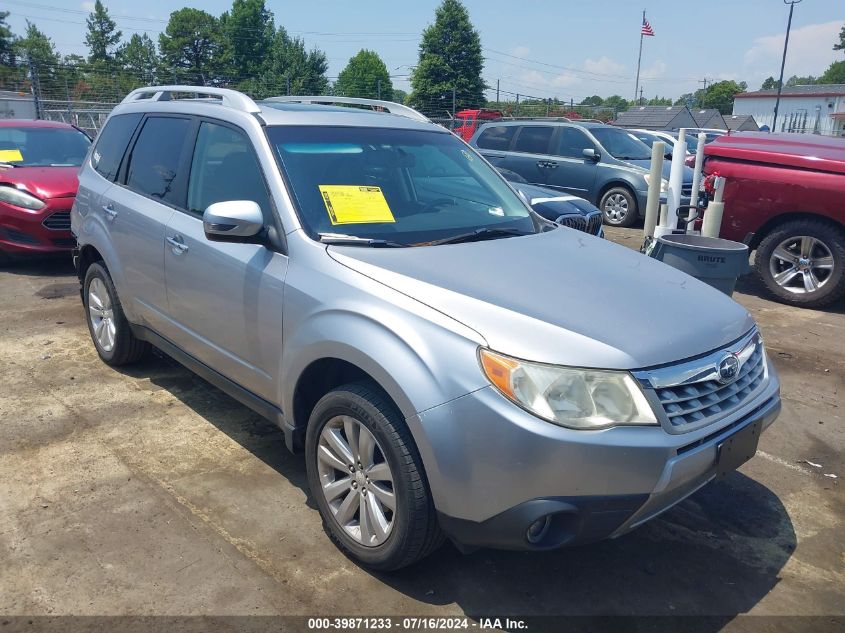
[649,234,750,296]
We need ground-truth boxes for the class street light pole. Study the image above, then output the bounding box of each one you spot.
[772,0,802,133]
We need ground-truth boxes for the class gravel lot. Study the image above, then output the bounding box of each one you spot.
[1,226,843,627]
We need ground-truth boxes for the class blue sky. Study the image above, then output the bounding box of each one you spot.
[4,0,844,101]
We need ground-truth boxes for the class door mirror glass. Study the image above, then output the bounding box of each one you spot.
[203,200,263,239]
[582,148,600,161]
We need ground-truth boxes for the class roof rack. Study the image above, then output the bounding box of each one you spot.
[263,96,429,122]
[121,86,261,114]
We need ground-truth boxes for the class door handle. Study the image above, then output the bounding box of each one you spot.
[166,235,189,254]
[537,160,557,169]
[102,204,117,221]
[545,161,558,169]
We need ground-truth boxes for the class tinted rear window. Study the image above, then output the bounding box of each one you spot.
[92,113,142,180]
[126,117,192,205]
[513,126,553,154]
[475,125,516,151]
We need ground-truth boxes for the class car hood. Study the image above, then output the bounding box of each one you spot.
[626,159,694,184]
[0,166,80,199]
[327,229,754,370]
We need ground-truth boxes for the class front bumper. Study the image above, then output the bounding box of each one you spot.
[411,368,780,551]
[0,198,75,254]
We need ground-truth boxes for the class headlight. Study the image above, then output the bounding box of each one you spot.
[479,348,657,430]
[0,186,45,210]
[643,174,669,192]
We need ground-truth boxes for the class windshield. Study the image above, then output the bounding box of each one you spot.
[267,126,537,246]
[0,126,91,167]
[590,127,652,160]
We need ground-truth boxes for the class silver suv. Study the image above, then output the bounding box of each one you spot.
[72,87,781,570]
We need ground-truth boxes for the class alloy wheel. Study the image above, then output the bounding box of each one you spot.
[316,415,396,547]
[769,235,834,294]
[603,193,629,223]
[87,277,116,352]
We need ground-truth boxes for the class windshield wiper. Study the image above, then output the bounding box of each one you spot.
[318,232,405,248]
[418,227,529,247]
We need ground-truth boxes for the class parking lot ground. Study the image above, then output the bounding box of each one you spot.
[1,227,843,628]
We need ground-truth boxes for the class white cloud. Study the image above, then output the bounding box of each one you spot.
[743,21,843,78]
[641,60,667,80]
[510,45,531,58]
[81,1,95,10]
[583,56,626,77]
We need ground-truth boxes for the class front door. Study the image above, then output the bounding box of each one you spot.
[163,120,288,402]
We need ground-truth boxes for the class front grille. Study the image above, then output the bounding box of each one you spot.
[0,226,40,245]
[42,210,71,231]
[656,344,765,428]
[556,211,603,236]
[635,330,769,433]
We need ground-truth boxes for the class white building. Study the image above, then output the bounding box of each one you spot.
[732,84,845,136]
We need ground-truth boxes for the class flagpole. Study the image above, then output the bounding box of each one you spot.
[634,9,645,104]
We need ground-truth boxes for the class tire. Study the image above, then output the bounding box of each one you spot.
[83,261,149,365]
[755,219,845,309]
[599,186,638,227]
[305,382,443,571]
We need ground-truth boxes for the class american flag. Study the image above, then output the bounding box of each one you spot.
[642,17,655,37]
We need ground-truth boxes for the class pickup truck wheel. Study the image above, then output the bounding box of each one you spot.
[756,220,845,308]
[600,187,638,227]
[305,382,443,570]
[83,262,149,365]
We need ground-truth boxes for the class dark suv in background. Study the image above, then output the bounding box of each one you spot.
[470,121,693,227]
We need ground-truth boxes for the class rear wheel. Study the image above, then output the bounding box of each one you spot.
[755,219,845,308]
[83,262,149,365]
[600,187,638,227]
[305,382,443,570]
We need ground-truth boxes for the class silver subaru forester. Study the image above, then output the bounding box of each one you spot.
[71,87,781,570]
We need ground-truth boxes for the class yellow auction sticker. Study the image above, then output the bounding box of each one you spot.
[319,185,395,225]
[0,149,24,163]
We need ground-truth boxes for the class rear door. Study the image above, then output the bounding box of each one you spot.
[162,119,287,402]
[542,125,600,200]
[101,115,193,328]
[493,125,556,186]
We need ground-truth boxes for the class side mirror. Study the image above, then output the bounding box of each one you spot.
[582,148,600,162]
[203,200,263,240]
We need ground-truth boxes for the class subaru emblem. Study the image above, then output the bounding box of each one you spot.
[716,353,740,385]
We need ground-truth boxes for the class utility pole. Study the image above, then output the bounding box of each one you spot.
[773,0,803,133]
[698,78,709,106]
[451,87,456,117]
[26,54,43,120]
[639,87,644,106]
[515,93,520,117]
[546,98,551,117]
[496,79,500,105]
[377,79,381,100]
[286,76,291,96]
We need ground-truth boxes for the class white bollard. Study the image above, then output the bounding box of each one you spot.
[643,140,665,240]
[666,129,687,230]
[687,133,707,234]
[702,176,727,238]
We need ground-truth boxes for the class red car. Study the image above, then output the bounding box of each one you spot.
[702,132,845,308]
[0,120,91,260]
[454,108,503,141]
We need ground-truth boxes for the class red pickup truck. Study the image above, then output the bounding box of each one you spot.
[703,132,845,308]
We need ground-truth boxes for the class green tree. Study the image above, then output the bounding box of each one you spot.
[760,76,779,90]
[120,33,158,82]
[85,0,122,64]
[647,96,672,106]
[701,80,745,114]
[409,0,485,115]
[260,27,328,97]
[833,24,845,52]
[220,0,274,78]
[392,88,408,104]
[580,95,604,106]
[158,8,223,85]
[0,11,16,65]
[785,74,816,86]
[335,49,393,100]
[603,95,630,112]
[819,60,845,84]
[15,20,59,67]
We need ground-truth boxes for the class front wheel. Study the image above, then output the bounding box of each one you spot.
[755,219,845,308]
[305,382,443,570]
[600,187,638,227]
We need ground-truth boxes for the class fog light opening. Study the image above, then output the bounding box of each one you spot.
[526,515,552,544]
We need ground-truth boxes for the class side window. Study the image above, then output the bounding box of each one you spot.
[187,121,272,217]
[126,116,191,204]
[555,127,595,158]
[512,126,553,154]
[475,125,516,151]
[91,113,142,181]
